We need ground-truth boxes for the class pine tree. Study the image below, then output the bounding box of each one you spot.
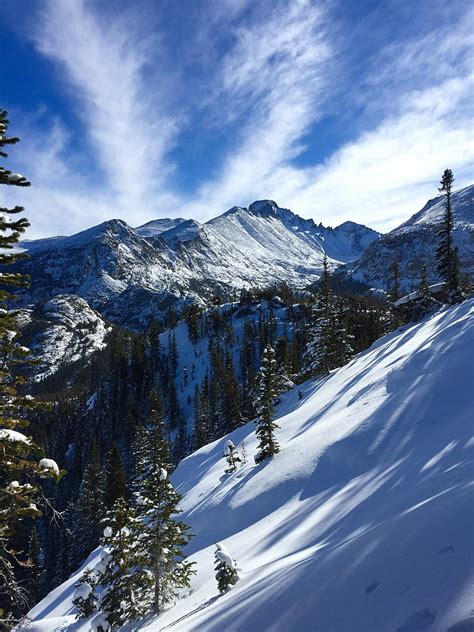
[192,385,208,450]
[26,526,45,605]
[0,109,60,626]
[419,265,431,299]
[332,301,354,367]
[135,465,195,614]
[303,294,333,376]
[221,351,243,432]
[214,543,238,593]
[105,443,128,508]
[435,169,462,303]
[388,258,402,328]
[96,499,150,626]
[304,256,334,376]
[224,440,241,474]
[253,346,280,464]
[74,441,105,563]
[389,258,400,302]
[73,568,97,618]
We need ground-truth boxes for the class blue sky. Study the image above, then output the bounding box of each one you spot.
[1,0,473,238]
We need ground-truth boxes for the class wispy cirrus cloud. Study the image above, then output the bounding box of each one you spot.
[182,0,333,217]
[3,0,473,239]
[189,1,474,230]
[31,0,179,210]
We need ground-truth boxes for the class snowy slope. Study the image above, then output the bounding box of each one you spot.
[15,202,378,328]
[135,218,188,238]
[25,300,474,632]
[343,185,474,292]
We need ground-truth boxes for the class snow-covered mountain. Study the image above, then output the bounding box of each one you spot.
[17,294,110,380]
[26,300,474,632]
[342,185,474,292]
[15,201,379,328]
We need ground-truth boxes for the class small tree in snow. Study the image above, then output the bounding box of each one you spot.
[253,346,280,464]
[214,543,239,593]
[224,440,241,474]
[73,568,97,617]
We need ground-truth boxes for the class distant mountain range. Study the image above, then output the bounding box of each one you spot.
[16,200,379,327]
[15,186,473,328]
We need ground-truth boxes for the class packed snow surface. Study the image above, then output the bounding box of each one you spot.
[25,301,474,632]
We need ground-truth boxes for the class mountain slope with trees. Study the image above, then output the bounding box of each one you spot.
[26,299,474,632]
[342,184,474,293]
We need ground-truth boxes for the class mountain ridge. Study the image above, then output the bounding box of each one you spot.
[16,201,379,327]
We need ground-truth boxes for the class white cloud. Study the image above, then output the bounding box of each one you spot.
[31,0,179,209]
[7,0,473,239]
[181,0,333,218]
[185,2,474,231]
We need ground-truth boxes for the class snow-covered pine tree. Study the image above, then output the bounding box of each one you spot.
[96,498,150,626]
[133,405,194,613]
[224,440,241,474]
[73,568,97,618]
[214,543,239,593]
[0,109,60,625]
[303,256,334,376]
[135,465,195,614]
[253,345,280,464]
[435,169,463,303]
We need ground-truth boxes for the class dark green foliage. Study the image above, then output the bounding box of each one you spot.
[253,346,281,463]
[74,441,105,563]
[436,169,463,303]
[0,109,60,626]
[105,444,128,508]
[214,543,238,593]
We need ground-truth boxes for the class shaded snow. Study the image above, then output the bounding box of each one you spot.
[25,301,474,632]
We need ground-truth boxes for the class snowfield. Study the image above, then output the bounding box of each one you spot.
[25,301,474,632]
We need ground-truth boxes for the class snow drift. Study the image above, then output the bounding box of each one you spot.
[25,301,474,632]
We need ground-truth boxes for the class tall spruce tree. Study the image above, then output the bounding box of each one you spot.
[130,392,194,613]
[135,464,195,613]
[253,345,280,464]
[332,301,354,367]
[0,109,59,625]
[304,256,334,376]
[74,441,105,563]
[435,169,462,303]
